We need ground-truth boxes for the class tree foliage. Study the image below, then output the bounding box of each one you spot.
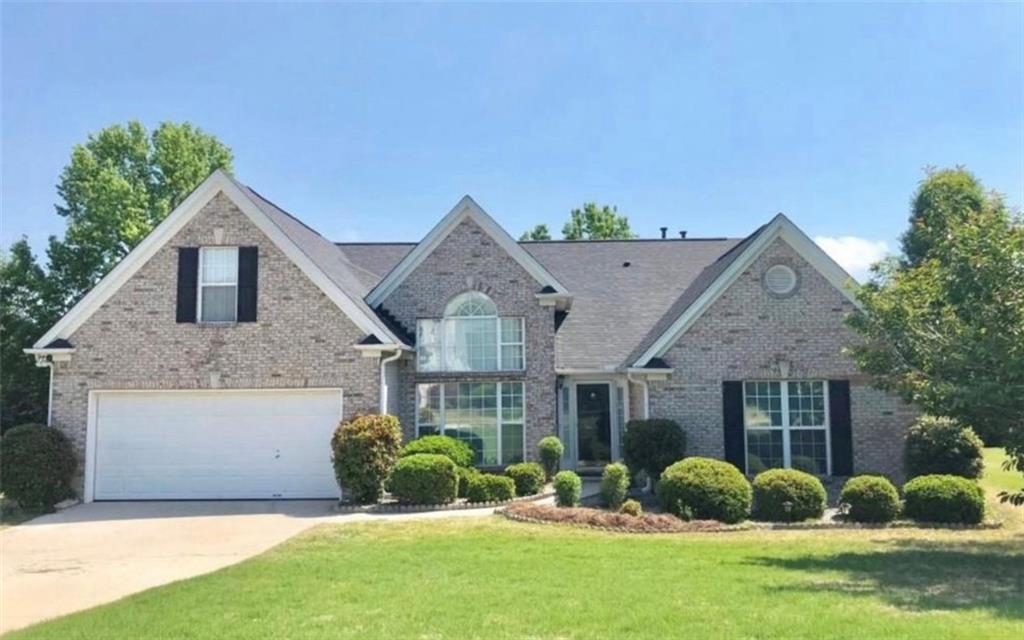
[562,202,636,240]
[0,241,51,430]
[846,168,1024,504]
[519,224,552,241]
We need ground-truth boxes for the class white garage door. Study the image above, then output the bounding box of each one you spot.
[92,389,343,500]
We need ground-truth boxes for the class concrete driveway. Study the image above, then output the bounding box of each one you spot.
[0,500,334,634]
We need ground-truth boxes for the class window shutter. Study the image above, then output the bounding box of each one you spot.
[237,246,258,322]
[828,380,853,476]
[722,381,745,472]
[176,247,199,323]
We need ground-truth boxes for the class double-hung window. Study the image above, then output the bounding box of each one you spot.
[743,380,829,475]
[415,381,524,466]
[198,247,238,323]
[417,292,525,372]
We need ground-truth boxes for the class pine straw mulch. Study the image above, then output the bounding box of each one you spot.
[500,501,744,534]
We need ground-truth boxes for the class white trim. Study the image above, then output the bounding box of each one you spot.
[83,387,344,503]
[34,170,398,348]
[197,246,239,324]
[633,214,861,367]
[741,380,831,475]
[24,348,76,356]
[366,195,570,307]
[570,380,617,467]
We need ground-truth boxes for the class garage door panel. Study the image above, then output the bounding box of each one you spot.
[93,390,342,500]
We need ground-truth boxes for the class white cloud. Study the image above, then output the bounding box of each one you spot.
[813,235,890,281]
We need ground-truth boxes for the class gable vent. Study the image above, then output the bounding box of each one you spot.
[764,264,797,295]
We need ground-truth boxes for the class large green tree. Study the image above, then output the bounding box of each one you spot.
[846,169,1024,503]
[562,202,635,240]
[519,224,552,241]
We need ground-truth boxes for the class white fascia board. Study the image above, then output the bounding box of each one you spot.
[365,195,569,308]
[34,170,397,348]
[632,214,861,368]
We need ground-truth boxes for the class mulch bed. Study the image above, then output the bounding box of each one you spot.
[499,501,743,533]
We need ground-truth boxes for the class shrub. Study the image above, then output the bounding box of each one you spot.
[466,473,516,503]
[904,415,984,479]
[505,462,546,497]
[0,424,76,510]
[330,414,403,504]
[600,462,630,509]
[619,499,643,516]
[751,469,826,522]
[457,466,482,499]
[623,419,686,481]
[538,436,564,480]
[659,457,751,524]
[903,474,985,524]
[553,470,582,507]
[840,475,901,523]
[399,435,474,468]
[389,454,458,505]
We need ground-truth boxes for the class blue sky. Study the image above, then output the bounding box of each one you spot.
[2,2,1021,279]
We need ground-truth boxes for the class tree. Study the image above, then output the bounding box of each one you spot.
[846,168,1024,504]
[519,224,552,241]
[562,202,635,240]
[0,240,50,430]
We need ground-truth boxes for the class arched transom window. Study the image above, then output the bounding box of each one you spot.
[417,292,525,372]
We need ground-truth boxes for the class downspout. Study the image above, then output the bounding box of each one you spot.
[626,371,650,420]
[379,349,403,414]
[33,356,55,425]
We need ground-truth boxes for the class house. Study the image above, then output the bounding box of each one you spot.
[26,170,915,501]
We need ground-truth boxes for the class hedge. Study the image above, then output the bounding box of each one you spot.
[751,468,826,522]
[903,474,985,524]
[538,436,564,481]
[466,473,516,503]
[505,462,546,497]
[659,457,751,524]
[622,419,686,481]
[389,454,458,505]
[400,435,475,469]
[600,462,630,509]
[331,414,403,504]
[839,475,901,523]
[904,416,984,479]
[553,470,582,507]
[0,424,77,510]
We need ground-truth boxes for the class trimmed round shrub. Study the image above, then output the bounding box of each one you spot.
[659,457,751,524]
[400,435,474,468]
[331,414,403,504]
[553,470,582,507]
[505,462,546,497]
[466,473,516,503]
[903,474,985,524]
[840,475,901,523]
[538,436,564,480]
[389,454,458,505]
[0,424,76,510]
[751,469,826,522]
[623,419,687,481]
[600,462,630,509]
[619,499,643,516]
[457,466,482,499]
[904,415,984,479]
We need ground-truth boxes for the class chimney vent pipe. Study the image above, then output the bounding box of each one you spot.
[659,227,668,239]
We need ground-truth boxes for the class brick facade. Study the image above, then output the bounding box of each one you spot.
[646,237,916,481]
[51,193,381,492]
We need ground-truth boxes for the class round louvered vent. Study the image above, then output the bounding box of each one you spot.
[764,264,797,295]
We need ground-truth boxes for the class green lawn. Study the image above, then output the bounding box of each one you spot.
[983,447,1022,495]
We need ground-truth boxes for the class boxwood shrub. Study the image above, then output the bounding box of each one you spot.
[457,466,482,499]
[538,436,564,481]
[400,435,474,469]
[622,419,687,481]
[0,424,77,510]
[659,457,751,524]
[600,462,630,509]
[751,468,826,522]
[331,414,403,504]
[553,470,582,507]
[619,498,643,516]
[839,475,901,523]
[466,473,516,503]
[389,453,458,505]
[903,474,985,524]
[505,462,546,496]
[904,415,984,479]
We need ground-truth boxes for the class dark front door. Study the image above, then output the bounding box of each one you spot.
[576,383,611,467]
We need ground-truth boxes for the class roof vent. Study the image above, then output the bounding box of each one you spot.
[622,261,631,268]
[679,230,687,239]
[659,227,668,239]
[764,264,798,296]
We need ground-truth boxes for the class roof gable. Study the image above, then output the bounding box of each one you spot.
[631,214,861,367]
[33,170,406,349]
[365,196,569,308]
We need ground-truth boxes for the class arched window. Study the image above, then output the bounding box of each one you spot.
[416,291,524,373]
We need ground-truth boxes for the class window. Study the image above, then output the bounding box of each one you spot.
[743,380,829,475]
[415,381,524,465]
[416,292,525,372]
[198,247,238,323]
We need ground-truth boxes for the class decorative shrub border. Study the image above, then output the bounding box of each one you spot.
[335,489,554,513]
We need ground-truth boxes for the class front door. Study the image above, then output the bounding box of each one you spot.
[576,383,612,468]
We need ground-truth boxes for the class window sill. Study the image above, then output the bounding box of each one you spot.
[414,370,526,381]
[195,321,239,327]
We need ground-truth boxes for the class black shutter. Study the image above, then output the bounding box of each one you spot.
[237,246,258,322]
[828,380,854,476]
[722,381,746,472]
[176,247,199,323]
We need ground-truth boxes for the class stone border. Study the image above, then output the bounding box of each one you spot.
[334,489,554,514]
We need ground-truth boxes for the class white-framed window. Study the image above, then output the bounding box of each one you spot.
[743,380,829,475]
[198,247,239,323]
[415,381,524,466]
[416,292,525,372]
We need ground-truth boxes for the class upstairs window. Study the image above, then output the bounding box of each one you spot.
[417,292,525,372]
[198,247,238,323]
